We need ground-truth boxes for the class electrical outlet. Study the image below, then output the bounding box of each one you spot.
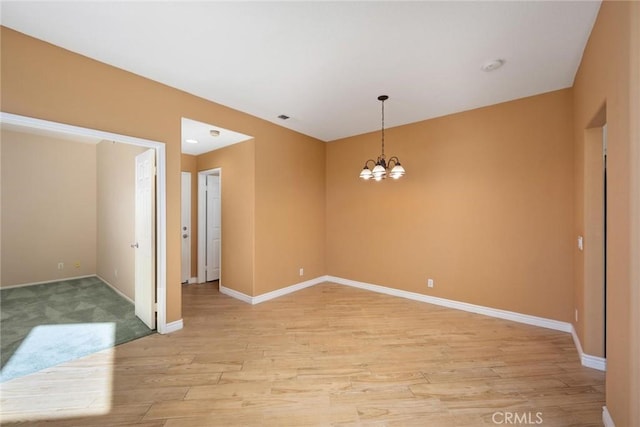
[74,261,81,269]
[58,262,64,270]
[115,269,118,278]
[427,278,434,288]
[299,268,304,276]
[575,309,579,322]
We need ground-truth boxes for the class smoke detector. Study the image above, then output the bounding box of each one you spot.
[481,59,505,72]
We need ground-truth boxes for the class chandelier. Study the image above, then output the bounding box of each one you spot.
[359,95,405,181]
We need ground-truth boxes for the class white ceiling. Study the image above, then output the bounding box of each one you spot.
[1,1,600,144]
[181,118,252,156]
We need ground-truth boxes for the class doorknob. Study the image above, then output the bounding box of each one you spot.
[130,242,139,248]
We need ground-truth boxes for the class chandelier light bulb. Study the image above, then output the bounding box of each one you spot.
[359,167,373,180]
[372,164,386,179]
[390,164,405,179]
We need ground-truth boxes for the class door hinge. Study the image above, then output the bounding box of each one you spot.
[154,302,158,312]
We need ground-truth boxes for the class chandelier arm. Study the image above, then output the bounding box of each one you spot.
[363,159,376,169]
[387,156,400,168]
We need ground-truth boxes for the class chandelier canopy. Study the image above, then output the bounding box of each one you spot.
[359,95,405,181]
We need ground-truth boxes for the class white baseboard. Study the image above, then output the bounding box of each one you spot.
[582,353,607,371]
[332,276,609,370]
[603,406,615,427]
[163,319,184,334]
[219,285,253,304]
[327,276,572,333]
[253,276,328,304]
[220,276,329,305]
[99,276,182,335]
[97,275,134,304]
[1,274,97,289]
[221,274,605,372]
[188,277,198,284]
[570,326,607,371]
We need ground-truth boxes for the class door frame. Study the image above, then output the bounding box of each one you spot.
[197,168,221,285]
[0,112,170,334]
[181,171,192,284]
[602,123,608,357]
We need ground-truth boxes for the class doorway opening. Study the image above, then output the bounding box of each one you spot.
[583,118,607,362]
[0,112,169,333]
[180,117,253,291]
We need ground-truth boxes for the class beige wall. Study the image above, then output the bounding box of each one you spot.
[197,141,256,295]
[0,130,97,286]
[631,3,640,425]
[97,141,147,299]
[180,154,198,278]
[327,89,574,322]
[254,130,326,295]
[572,1,640,425]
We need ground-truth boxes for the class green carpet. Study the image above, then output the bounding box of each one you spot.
[0,276,154,382]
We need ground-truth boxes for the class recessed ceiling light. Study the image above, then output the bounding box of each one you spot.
[277,114,290,120]
[186,138,198,144]
[481,59,505,72]
[210,129,220,137]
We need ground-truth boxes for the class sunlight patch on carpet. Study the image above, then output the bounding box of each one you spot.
[1,323,115,382]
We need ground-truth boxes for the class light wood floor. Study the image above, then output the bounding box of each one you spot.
[1,282,605,426]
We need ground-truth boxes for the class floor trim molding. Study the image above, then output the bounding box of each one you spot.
[253,276,327,304]
[603,406,615,427]
[1,275,97,289]
[97,275,134,304]
[223,275,574,333]
[219,275,606,371]
[570,326,607,371]
[164,319,184,334]
[327,276,572,333]
[219,285,253,304]
[582,352,607,371]
[100,275,183,334]
[220,276,328,305]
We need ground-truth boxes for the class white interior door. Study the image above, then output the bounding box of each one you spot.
[206,174,220,281]
[181,172,191,284]
[134,149,156,329]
